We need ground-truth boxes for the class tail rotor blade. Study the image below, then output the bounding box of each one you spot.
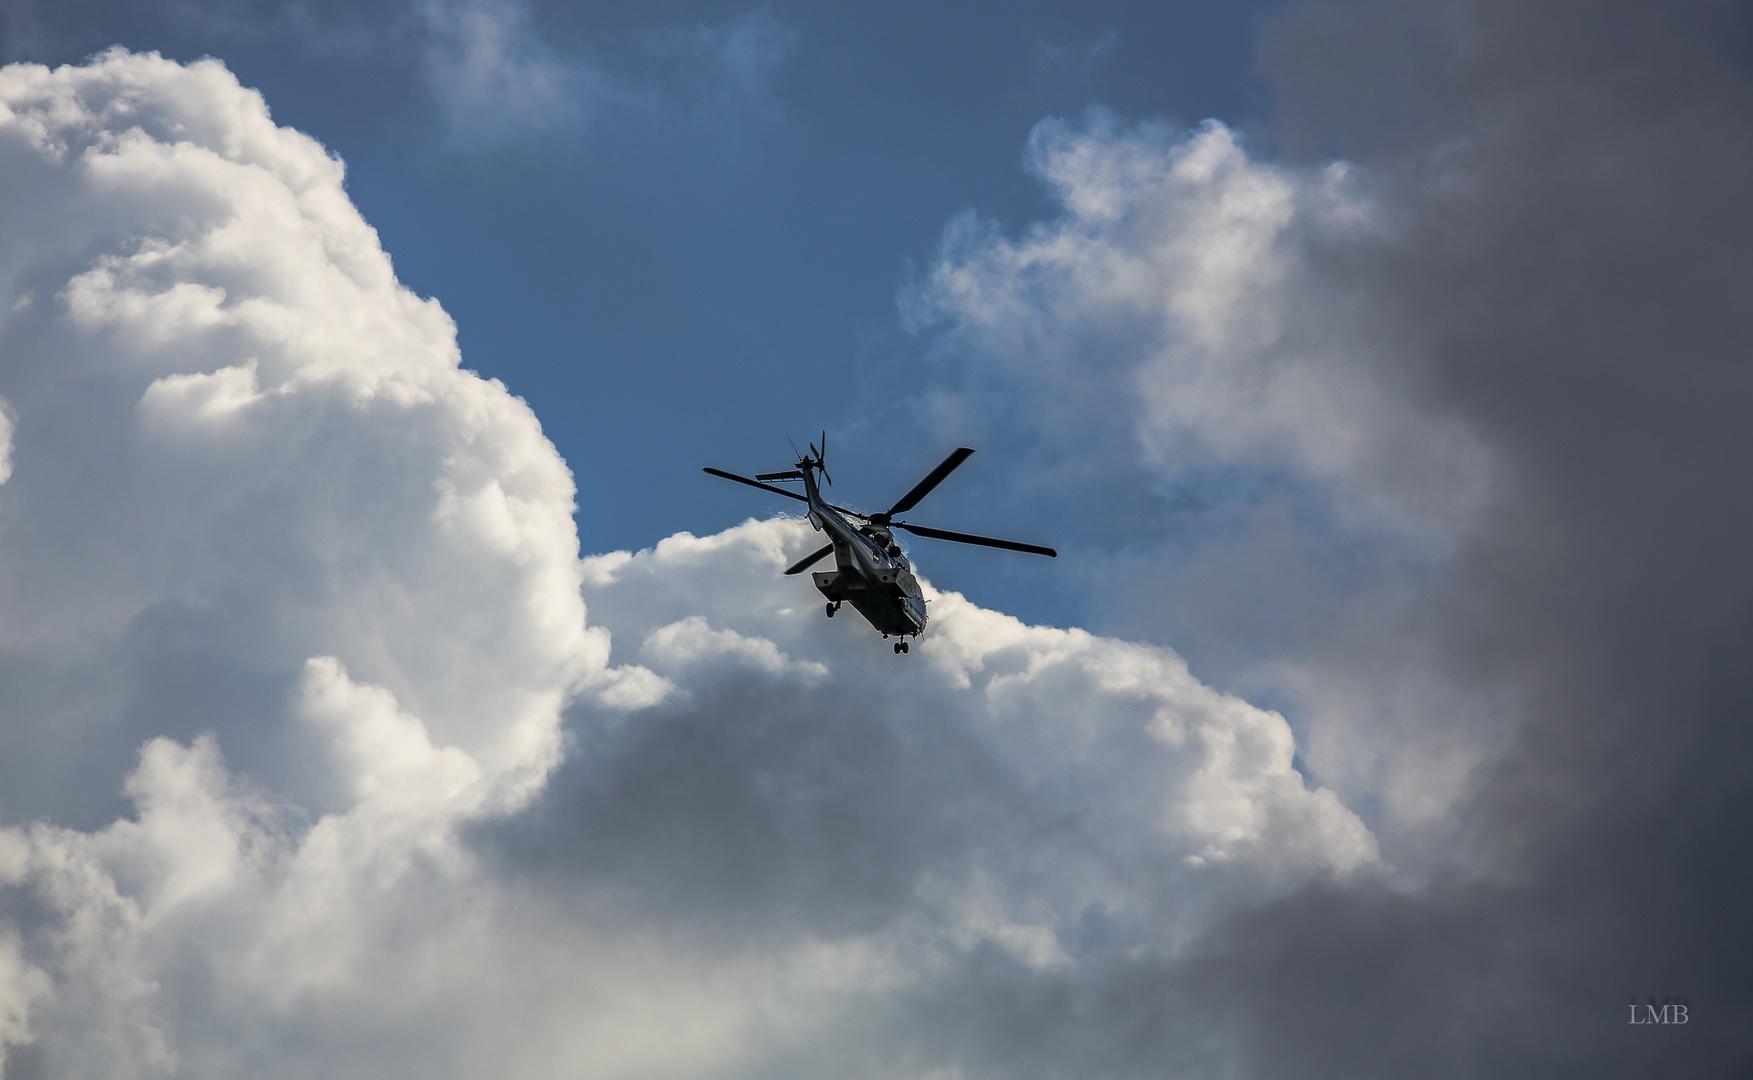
[783,543,835,576]
[891,521,1056,557]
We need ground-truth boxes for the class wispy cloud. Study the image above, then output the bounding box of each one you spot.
[417,0,605,145]
[416,0,797,147]
[643,6,798,116]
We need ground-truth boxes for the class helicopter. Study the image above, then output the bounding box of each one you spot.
[705,436,1056,654]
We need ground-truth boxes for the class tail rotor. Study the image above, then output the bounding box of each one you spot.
[800,431,832,485]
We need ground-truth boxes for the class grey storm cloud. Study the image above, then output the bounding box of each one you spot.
[1184,1,1753,1076]
[888,1,1753,1075]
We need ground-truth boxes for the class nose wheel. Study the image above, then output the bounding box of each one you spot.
[893,640,909,654]
[826,601,840,618]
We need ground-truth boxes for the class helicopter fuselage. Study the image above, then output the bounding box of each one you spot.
[704,440,1054,650]
[800,465,927,637]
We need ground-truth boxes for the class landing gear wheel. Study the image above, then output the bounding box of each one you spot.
[826,602,838,618]
[894,641,909,654]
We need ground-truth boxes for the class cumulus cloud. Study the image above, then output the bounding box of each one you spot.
[901,108,1511,845]
[907,111,1494,548]
[573,520,1375,899]
[0,46,592,1071]
[0,49,1370,1077]
[0,49,599,812]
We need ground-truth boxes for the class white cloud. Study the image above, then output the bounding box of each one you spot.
[579,518,1377,890]
[904,111,1518,839]
[0,396,13,486]
[0,51,1371,1078]
[908,111,1495,547]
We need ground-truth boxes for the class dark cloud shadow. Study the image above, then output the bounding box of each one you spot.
[1177,2,1753,1075]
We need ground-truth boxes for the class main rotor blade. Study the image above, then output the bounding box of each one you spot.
[892,521,1057,557]
[886,447,975,517]
[703,467,807,503]
[783,543,835,576]
[706,468,866,518]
